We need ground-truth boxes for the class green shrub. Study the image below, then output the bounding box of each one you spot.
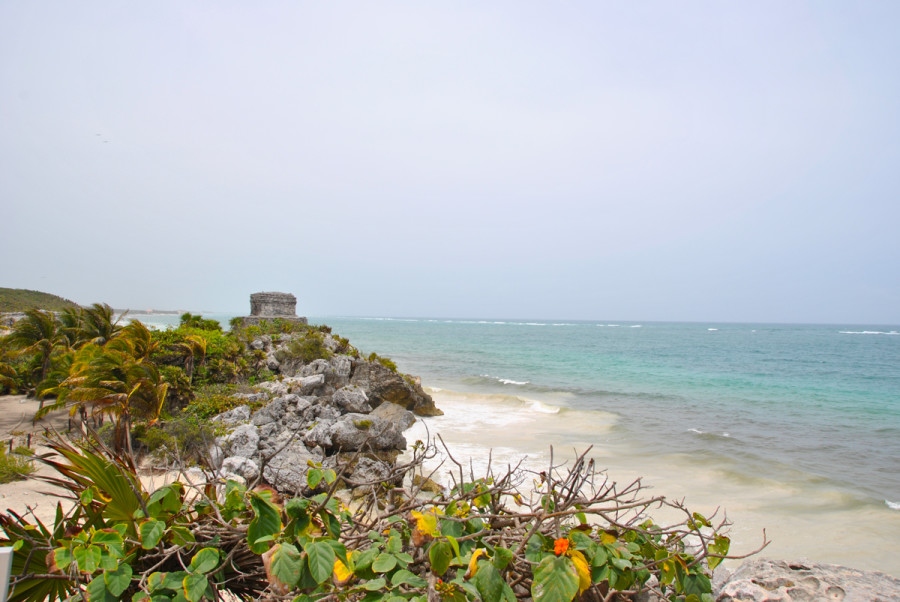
[0,447,35,483]
[275,333,332,365]
[368,352,398,372]
[136,418,214,466]
[186,384,265,420]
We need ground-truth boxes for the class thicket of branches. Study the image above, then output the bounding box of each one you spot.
[0,427,766,602]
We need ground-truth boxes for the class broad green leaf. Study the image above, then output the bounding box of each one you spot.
[131,593,149,601]
[182,573,208,602]
[189,548,220,574]
[91,529,124,546]
[104,564,133,597]
[140,520,165,550]
[682,573,712,596]
[169,525,196,546]
[532,556,579,602]
[474,561,505,602]
[306,541,337,584]
[492,546,514,572]
[364,577,387,591]
[372,552,397,573]
[428,540,453,576]
[707,535,730,570]
[248,493,283,554]
[386,532,402,554]
[391,569,427,588]
[74,544,102,574]
[53,547,74,571]
[324,469,337,484]
[86,574,117,602]
[162,571,190,591]
[270,543,304,588]
[307,468,323,489]
[99,552,118,571]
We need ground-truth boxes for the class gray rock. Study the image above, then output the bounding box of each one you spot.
[224,424,259,458]
[350,361,442,417]
[330,355,352,386]
[329,413,407,452]
[250,338,266,351]
[251,395,293,426]
[716,558,900,602]
[297,374,326,394]
[258,422,280,440]
[222,456,259,481]
[346,456,393,486]
[213,405,251,425]
[262,441,322,494]
[303,419,336,449]
[370,401,416,431]
[301,359,333,378]
[332,385,372,414]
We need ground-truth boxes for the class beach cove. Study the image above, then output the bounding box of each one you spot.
[119,313,900,576]
[323,317,900,577]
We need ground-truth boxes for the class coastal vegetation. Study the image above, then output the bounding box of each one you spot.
[0,303,754,601]
[0,287,80,313]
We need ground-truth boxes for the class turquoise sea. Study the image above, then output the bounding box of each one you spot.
[134,314,900,574]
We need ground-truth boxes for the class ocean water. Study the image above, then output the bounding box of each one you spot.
[135,314,900,575]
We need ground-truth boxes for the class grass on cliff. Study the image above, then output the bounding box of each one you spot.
[0,287,81,312]
[0,447,35,483]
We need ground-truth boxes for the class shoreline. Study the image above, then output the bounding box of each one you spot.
[405,387,900,578]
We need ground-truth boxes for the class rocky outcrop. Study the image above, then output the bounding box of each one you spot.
[213,380,419,494]
[715,558,900,601]
[350,361,442,417]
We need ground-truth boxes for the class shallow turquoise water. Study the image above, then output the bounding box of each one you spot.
[134,313,900,508]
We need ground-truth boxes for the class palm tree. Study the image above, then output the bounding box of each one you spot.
[41,341,168,457]
[174,334,207,383]
[4,309,66,388]
[77,303,123,346]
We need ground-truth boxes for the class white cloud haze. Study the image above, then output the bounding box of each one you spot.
[2,2,899,323]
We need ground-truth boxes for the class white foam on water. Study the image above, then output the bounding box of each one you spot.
[839,330,900,335]
[708,328,719,331]
[499,378,529,385]
[886,500,900,510]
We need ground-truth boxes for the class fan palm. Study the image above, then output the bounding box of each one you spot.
[77,302,123,346]
[3,309,66,387]
[174,334,207,383]
[40,341,168,457]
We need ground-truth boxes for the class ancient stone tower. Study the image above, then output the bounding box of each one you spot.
[239,292,308,326]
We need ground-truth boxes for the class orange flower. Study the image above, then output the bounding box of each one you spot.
[554,538,570,556]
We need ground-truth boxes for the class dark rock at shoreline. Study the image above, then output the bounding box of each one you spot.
[350,361,442,417]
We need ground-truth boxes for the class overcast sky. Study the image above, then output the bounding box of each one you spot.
[2,2,899,323]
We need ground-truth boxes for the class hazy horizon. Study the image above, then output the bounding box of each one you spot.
[3,2,899,324]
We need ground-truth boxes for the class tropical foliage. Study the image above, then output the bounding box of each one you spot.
[0,435,760,602]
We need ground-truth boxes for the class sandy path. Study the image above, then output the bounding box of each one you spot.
[0,395,178,526]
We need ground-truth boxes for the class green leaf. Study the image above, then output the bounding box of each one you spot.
[391,569,427,588]
[104,564,133,597]
[74,544,102,574]
[707,535,730,570]
[189,548,220,574]
[91,529,124,546]
[248,493,283,554]
[324,469,337,484]
[428,540,453,576]
[307,468,323,489]
[306,541,337,584]
[86,574,117,602]
[140,519,166,550]
[682,573,712,596]
[492,546,514,572]
[364,577,387,591]
[474,561,505,602]
[532,556,579,602]
[162,571,190,591]
[99,552,119,571]
[386,532,403,554]
[372,552,398,573]
[53,547,74,571]
[169,525,196,546]
[182,573,208,602]
[270,543,304,588]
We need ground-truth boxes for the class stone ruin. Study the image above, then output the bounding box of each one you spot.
[238,292,308,327]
